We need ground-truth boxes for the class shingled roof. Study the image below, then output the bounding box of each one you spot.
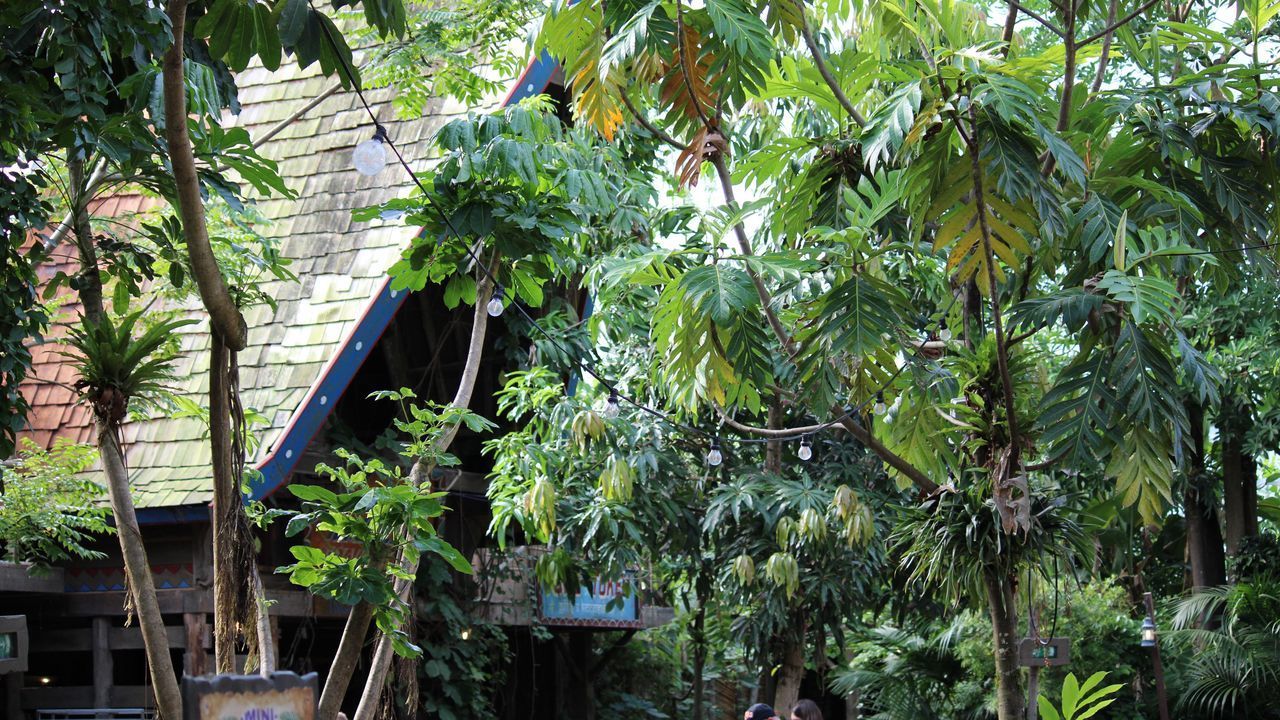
[17,44,559,519]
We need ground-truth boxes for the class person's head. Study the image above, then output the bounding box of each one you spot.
[790,699,823,720]
[745,703,778,720]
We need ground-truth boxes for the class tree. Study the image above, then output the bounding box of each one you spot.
[519,0,1280,716]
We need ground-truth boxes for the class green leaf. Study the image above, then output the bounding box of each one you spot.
[862,81,921,171]
[706,0,776,64]
[277,0,310,46]
[1037,695,1062,720]
[678,264,759,325]
[288,484,340,505]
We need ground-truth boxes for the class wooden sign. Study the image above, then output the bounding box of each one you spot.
[1018,637,1071,667]
[182,671,318,720]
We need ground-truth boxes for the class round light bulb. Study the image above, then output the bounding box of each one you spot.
[939,320,952,342]
[798,438,813,461]
[486,287,505,317]
[707,441,723,467]
[352,137,387,176]
[603,390,621,419]
[873,392,887,416]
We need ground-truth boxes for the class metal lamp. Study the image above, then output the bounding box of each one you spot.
[1140,616,1157,647]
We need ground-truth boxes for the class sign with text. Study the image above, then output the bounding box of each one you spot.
[1018,637,1071,667]
[538,576,643,629]
[182,671,318,720]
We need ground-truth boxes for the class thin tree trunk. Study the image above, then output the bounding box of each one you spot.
[163,0,269,673]
[69,154,181,718]
[1184,400,1226,589]
[351,272,497,720]
[773,633,805,715]
[983,569,1024,720]
[317,601,376,720]
[1221,404,1253,556]
[99,426,183,719]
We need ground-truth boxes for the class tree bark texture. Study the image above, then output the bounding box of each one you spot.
[317,601,376,720]
[99,426,183,719]
[983,569,1024,720]
[164,0,269,673]
[1221,404,1257,556]
[772,634,806,716]
[1184,401,1226,589]
[351,273,496,720]
[71,156,181,718]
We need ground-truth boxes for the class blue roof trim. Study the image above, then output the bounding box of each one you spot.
[135,504,211,525]
[238,52,562,507]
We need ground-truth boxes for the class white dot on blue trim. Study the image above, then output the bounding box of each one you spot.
[355,341,364,351]
[285,449,293,459]
[320,395,328,405]
[527,84,534,92]
[390,290,398,298]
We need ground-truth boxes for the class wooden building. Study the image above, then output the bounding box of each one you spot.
[2,42,619,719]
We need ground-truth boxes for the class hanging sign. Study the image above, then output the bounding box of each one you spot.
[538,576,643,629]
[1018,637,1071,667]
[182,671,318,720]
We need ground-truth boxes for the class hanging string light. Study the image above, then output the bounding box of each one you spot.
[797,436,813,461]
[938,318,952,341]
[486,286,506,317]
[873,391,887,416]
[603,388,621,419]
[352,124,389,176]
[706,439,723,467]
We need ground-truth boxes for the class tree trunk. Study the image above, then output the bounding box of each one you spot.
[691,600,707,720]
[350,273,496,720]
[99,426,183,719]
[983,569,1024,720]
[1221,404,1256,556]
[317,601,376,720]
[773,634,805,716]
[1184,401,1226,589]
[164,0,268,673]
[69,154,181,718]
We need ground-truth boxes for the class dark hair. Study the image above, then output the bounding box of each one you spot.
[791,699,823,720]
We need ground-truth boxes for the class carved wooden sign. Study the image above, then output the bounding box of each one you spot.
[1018,637,1071,667]
[0,615,28,674]
[182,671,318,720]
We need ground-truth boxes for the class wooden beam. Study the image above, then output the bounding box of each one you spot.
[33,624,201,652]
[185,612,208,676]
[60,587,350,618]
[21,685,155,709]
[0,563,64,593]
[92,617,111,709]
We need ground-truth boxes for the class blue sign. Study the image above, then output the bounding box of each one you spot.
[539,577,643,628]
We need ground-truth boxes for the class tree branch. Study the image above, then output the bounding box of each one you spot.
[708,154,790,346]
[965,114,1023,466]
[792,0,866,127]
[351,267,498,720]
[1090,0,1121,94]
[674,0,714,131]
[1007,0,1068,39]
[1081,0,1161,45]
[164,0,247,350]
[620,92,684,150]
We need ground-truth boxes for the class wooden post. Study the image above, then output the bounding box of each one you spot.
[1027,665,1039,720]
[92,617,112,713]
[1144,593,1171,720]
[4,671,21,720]
[185,613,208,677]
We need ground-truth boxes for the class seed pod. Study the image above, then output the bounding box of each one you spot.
[732,553,756,586]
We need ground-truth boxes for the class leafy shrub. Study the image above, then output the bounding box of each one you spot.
[0,438,111,569]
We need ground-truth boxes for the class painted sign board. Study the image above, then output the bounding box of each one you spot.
[1018,637,1071,667]
[0,615,28,674]
[182,671,318,720]
[538,576,643,629]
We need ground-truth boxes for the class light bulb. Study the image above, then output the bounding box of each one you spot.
[873,391,887,416]
[797,437,813,461]
[707,440,723,467]
[603,389,621,419]
[939,319,952,342]
[486,286,505,317]
[352,127,388,176]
